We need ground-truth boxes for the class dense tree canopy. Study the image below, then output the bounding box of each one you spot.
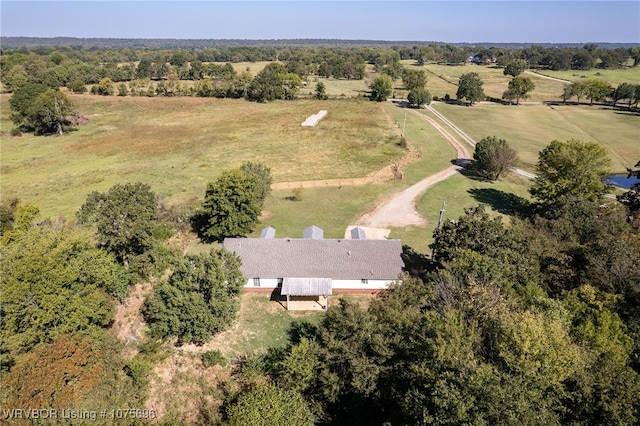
[369,74,393,102]
[456,72,485,105]
[0,225,130,370]
[529,139,612,205]
[246,62,301,102]
[199,165,271,242]
[77,182,158,268]
[143,249,245,345]
[224,383,314,426]
[472,136,519,180]
[401,68,427,91]
[503,58,528,77]
[1,335,104,408]
[502,75,535,105]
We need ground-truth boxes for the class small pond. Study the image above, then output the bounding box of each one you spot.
[605,174,640,189]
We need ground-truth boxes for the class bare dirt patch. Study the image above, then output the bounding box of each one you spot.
[110,281,152,358]
[146,352,229,423]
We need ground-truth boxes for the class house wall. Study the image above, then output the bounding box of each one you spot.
[242,278,398,290]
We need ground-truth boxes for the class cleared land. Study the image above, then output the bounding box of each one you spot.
[531,68,640,86]
[429,102,639,173]
[1,95,404,219]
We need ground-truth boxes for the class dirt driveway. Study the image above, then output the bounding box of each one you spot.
[355,108,472,228]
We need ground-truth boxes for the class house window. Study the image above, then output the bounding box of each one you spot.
[361,279,368,284]
[277,278,284,287]
[253,278,260,287]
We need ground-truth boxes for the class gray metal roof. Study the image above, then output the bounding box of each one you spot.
[281,277,332,296]
[223,237,404,280]
[303,225,323,239]
[350,227,367,240]
[260,227,276,239]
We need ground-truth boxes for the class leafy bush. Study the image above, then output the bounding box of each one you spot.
[202,350,227,367]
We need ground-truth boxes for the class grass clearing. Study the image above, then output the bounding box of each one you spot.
[1,95,403,219]
[430,102,639,173]
[531,68,640,86]
[182,292,373,357]
[391,172,533,251]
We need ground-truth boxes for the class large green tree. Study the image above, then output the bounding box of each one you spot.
[529,139,612,205]
[199,168,267,242]
[584,78,614,105]
[26,88,76,135]
[224,383,314,426]
[143,249,245,345]
[456,72,485,105]
[407,87,431,108]
[503,58,528,77]
[369,74,393,102]
[246,62,300,102]
[472,136,519,180]
[401,68,427,91]
[502,75,535,105]
[239,161,273,205]
[77,182,158,268]
[9,83,75,134]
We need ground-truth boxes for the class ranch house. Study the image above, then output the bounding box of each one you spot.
[222,226,405,309]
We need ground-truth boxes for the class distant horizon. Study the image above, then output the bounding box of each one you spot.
[2,36,637,47]
[1,1,639,44]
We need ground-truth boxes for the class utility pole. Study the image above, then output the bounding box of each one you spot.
[431,201,446,259]
[402,113,406,137]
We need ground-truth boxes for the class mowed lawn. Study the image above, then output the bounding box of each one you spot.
[1,94,404,219]
[400,62,569,102]
[531,67,640,86]
[430,102,640,173]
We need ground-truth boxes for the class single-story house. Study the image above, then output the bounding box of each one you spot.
[222,226,404,308]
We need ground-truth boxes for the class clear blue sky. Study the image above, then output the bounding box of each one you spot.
[1,1,639,43]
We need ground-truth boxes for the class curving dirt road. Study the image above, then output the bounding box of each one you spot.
[355,108,472,228]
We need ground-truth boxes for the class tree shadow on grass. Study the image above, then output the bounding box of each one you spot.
[287,320,320,346]
[468,188,532,217]
[402,244,438,280]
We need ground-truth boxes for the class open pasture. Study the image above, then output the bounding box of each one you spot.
[401,61,569,102]
[0,95,404,219]
[531,67,640,86]
[430,102,639,173]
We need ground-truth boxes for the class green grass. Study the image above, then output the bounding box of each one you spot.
[1,95,403,219]
[530,67,640,86]
[391,172,533,252]
[430,102,639,173]
[401,61,640,102]
[217,292,372,356]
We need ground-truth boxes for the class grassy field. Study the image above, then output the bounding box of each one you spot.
[400,61,569,102]
[430,102,639,173]
[531,67,640,85]
[189,292,373,356]
[1,95,404,219]
[401,61,640,102]
[393,172,533,251]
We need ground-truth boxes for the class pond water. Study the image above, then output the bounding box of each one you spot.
[605,174,640,189]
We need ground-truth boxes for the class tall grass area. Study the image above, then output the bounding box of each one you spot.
[430,102,639,173]
[1,95,404,219]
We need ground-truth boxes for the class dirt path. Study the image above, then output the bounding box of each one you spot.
[524,70,571,83]
[355,107,471,228]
